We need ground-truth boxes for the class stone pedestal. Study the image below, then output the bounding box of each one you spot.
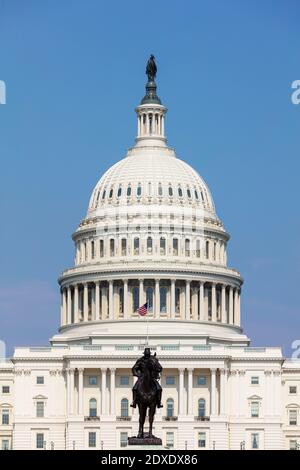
[128,436,162,446]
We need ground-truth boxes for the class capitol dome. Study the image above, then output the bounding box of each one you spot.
[55,65,246,346]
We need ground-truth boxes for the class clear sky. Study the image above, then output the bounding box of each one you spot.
[0,0,299,357]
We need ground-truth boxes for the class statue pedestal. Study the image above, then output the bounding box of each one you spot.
[128,437,163,448]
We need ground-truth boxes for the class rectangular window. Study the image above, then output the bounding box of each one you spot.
[121,238,127,256]
[120,376,129,385]
[251,401,259,418]
[251,376,259,385]
[166,376,175,385]
[290,439,298,450]
[36,401,44,418]
[2,386,10,394]
[198,432,206,448]
[251,433,259,449]
[197,375,206,386]
[173,238,178,256]
[160,238,166,255]
[110,239,115,257]
[1,439,9,450]
[88,432,96,448]
[89,376,97,386]
[99,240,104,257]
[134,238,140,255]
[2,410,9,425]
[289,386,297,394]
[36,376,44,385]
[36,433,44,449]
[166,432,174,448]
[289,410,297,426]
[120,432,128,448]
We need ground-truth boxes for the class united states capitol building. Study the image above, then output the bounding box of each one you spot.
[1,61,300,451]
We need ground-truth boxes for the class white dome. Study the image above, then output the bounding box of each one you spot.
[87,146,216,220]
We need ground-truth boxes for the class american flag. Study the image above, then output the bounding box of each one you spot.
[137,302,148,316]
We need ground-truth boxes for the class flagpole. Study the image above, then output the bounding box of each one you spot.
[146,316,149,346]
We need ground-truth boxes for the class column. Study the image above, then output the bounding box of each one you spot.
[95,281,100,321]
[162,115,165,136]
[185,280,190,320]
[68,368,74,415]
[171,279,176,319]
[233,288,238,324]
[210,369,216,415]
[264,370,272,416]
[211,283,217,322]
[221,284,226,323]
[229,287,234,324]
[61,289,66,326]
[74,285,79,323]
[220,369,226,415]
[146,113,150,134]
[101,368,107,415]
[179,368,185,415]
[192,287,198,320]
[110,368,116,415]
[199,281,204,321]
[83,283,88,322]
[139,279,144,306]
[78,368,84,415]
[102,287,108,320]
[188,368,194,415]
[67,287,72,324]
[155,279,160,318]
[108,280,114,320]
[123,280,129,319]
[236,289,241,326]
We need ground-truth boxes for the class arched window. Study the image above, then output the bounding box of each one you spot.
[185,239,190,256]
[160,287,167,313]
[96,190,101,205]
[84,241,87,261]
[110,239,115,257]
[198,398,206,418]
[127,185,132,197]
[160,237,166,255]
[134,237,140,255]
[178,186,183,197]
[102,189,106,200]
[195,189,199,200]
[91,240,95,259]
[168,186,173,197]
[166,398,174,418]
[147,237,153,254]
[121,238,126,256]
[196,239,201,258]
[132,287,139,312]
[206,241,209,259]
[173,238,178,256]
[148,182,152,195]
[89,398,97,417]
[200,190,205,202]
[213,242,216,261]
[99,240,104,257]
[158,183,163,196]
[137,184,142,197]
[109,188,113,198]
[117,186,122,197]
[121,398,129,417]
[146,287,154,312]
[187,188,191,199]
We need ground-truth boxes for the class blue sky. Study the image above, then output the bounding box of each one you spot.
[0,0,299,356]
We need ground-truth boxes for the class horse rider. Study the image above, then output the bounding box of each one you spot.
[131,347,163,409]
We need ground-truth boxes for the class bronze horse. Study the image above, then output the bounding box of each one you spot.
[131,349,163,439]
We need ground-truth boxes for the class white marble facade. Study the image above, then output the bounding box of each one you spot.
[0,70,299,451]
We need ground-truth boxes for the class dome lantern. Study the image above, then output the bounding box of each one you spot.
[135,55,167,148]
